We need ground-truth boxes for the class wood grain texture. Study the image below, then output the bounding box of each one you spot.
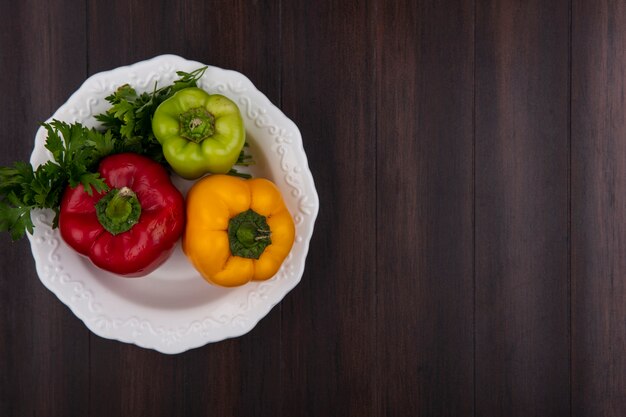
[572,1,626,415]
[4,0,626,415]
[87,0,280,98]
[0,0,90,416]
[279,1,377,415]
[475,0,570,415]
[85,1,282,417]
[374,0,475,415]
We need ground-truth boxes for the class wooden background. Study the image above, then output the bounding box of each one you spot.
[1,0,625,416]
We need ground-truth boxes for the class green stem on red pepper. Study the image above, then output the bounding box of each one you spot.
[60,153,185,276]
[95,186,142,235]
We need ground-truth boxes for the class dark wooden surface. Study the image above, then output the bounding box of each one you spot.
[1,0,626,416]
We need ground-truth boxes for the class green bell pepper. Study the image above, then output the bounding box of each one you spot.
[151,87,245,179]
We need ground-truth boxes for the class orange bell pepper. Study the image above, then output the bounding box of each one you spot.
[183,175,295,287]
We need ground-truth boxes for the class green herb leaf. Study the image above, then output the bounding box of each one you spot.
[1,67,215,240]
[0,119,116,239]
[0,193,34,240]
[79,173,108,196]
[93,66,209,165]
[87,128,115,157]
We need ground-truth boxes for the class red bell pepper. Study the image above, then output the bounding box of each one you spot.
[59,153,185,276]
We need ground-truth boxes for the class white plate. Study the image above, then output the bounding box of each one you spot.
[27,54,319,354]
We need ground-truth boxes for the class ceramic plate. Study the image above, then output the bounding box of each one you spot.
[26,54,318,354]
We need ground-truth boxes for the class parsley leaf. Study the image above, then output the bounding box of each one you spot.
[94,67,208,165]
[0,196,34,240]
[1,66,254,241]
[0,121,111,240]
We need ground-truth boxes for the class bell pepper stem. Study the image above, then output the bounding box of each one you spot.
[227,169,252,179]
[96,186,142,235]
[228,209,272,259]
[179,107,215,143]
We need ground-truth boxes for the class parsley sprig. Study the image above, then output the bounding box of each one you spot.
[95,66,253,177]
[0,121,112,239]
[0,66,253,240]
[95,67,208,164]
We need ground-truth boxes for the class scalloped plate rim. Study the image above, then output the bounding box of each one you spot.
[25,54,319,354]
